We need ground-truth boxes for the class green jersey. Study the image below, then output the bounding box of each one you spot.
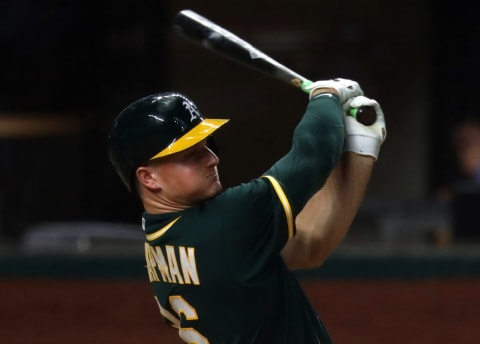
[143,94,344,343]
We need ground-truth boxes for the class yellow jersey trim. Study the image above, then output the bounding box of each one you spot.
[262,175,294,238]
[146,216,181,241]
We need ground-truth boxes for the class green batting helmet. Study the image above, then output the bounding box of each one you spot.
[108,92,229,191]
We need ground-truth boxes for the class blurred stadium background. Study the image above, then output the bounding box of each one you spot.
[0,1,479,343]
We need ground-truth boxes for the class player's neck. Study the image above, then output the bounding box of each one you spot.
[141,190,190,214]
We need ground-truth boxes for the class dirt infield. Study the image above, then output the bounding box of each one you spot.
[1,278,479,344]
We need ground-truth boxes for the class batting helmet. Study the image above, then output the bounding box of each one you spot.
[108,92,229,191]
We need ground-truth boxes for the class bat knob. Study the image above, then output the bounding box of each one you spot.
[349,106,376,126]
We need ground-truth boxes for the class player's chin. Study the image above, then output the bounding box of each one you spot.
[209,180,223,195]
[206,180,223,199]
[192,184,222,204]
[202,176,222,193]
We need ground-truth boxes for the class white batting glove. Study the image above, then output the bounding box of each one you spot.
[342,96,387,160]
[302,78,364,104]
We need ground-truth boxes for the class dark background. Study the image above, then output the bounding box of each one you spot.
[0,0,478,242]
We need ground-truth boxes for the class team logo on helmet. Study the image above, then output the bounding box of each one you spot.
[183,100,201,122]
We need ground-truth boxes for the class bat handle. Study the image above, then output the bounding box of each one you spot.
[299,79,376,126]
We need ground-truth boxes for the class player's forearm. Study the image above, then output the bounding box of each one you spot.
[311,152,374,262]
[282,152,374,270]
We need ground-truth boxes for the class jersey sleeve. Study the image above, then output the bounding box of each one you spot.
[212,177,294,281]
[264,93,345,216]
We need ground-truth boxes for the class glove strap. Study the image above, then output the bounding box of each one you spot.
[344,135,381,160]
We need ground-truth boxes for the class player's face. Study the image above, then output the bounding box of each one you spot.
[154,139,222,205]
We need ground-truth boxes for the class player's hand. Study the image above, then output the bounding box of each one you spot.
[302,78,364,104]
[342,96,387,160]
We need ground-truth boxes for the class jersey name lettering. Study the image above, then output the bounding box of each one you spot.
[145,243,200,285]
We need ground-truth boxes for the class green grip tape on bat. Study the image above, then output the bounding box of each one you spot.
[300,80,376,126]
[300,79,313,92]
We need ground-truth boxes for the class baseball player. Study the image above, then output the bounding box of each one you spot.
[108,78,386,343]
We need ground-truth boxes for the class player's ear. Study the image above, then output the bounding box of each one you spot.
[136,166,162,190]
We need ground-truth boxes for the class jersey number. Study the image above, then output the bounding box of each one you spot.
[155,295,209,344]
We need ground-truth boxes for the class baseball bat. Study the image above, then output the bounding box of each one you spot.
[173,9,376,125]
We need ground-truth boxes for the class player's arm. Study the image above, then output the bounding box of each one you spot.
[281,96,387,270]
[281,152,373,270]
[265,79,363,214]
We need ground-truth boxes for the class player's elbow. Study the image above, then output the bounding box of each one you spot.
[302,241,330,269]
[282,236,330,270]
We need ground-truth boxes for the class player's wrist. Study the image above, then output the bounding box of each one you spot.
[344,134,381,160]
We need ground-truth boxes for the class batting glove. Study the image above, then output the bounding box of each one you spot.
[302,78,364,104]
[342,96,387,160]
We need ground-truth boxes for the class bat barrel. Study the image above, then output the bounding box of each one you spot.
[174,10,376,125]
[174,10,308,89]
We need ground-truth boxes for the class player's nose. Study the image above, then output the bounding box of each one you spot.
[205,146,219,166]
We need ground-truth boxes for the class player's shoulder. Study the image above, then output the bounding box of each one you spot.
[206,177,282,215]
[217,177,275,201]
